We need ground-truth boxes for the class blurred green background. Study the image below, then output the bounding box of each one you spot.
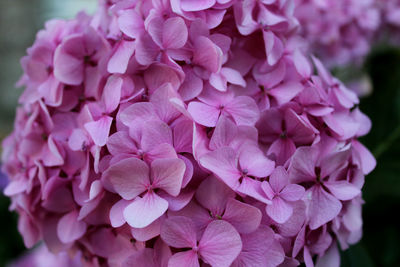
[1,1,400,266]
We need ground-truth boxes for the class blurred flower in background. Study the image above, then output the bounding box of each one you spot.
[0,1,96,265]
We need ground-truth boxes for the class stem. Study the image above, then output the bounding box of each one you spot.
[373,125,400,159]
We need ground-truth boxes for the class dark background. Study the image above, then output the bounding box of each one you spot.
[1,1,400,266]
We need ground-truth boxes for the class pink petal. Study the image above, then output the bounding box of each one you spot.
[196,176,235,216]
[107,40,135,74]
[324,181,361,201]
[180,0,216,11]
[140,120,173,152]
[351,140,376,175]
[151,158,186,196]
[193,36,222,73]
[102,158,149,200]
[168,251,200,267]
[221,67,246,87]
[293,49,312,78]
[57,210,87,244]
[161,216,197,248]
[109,199,130,227]
[199,147,240,190]
[280,184,305,202]
[225,96,260,126]
[263,31,284,66]
[118,9,144,39]
[315,242,340,267]
[150,83,182,122]
[124,192,168,228]
[163,17,188,49]
[238,145,275,177]
[309,185,342,230]
[209,116,238,150]
[188,101,220,127]
[144,64,182,93]
[319,149,350,178]
[107,131,137,155]
[120,102,158,127]
[288,147,318,184]
[131,217,163,242]
[209,72,227,92]
[179,68,203,101]
[135,34,159,65]
[53,36,84,85]
[223,198,262,234]
[267,197,293,224]
[84,115,113,147]
[269,166,289,193]
[102,75,123,113]
[268,82,303,106]
[158,189,194,211]
[122,249,157,267]
[199,220,242,267]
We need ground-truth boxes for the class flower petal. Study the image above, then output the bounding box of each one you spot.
[124,192,168,228]
[161,216,197,248]
[223,198,262,234]
[151,158,186,196]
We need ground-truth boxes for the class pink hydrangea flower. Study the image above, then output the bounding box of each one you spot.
[2,0,376,266]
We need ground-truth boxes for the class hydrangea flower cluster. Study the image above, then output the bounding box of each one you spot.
[294,0,381,67]
[2,0,376,266]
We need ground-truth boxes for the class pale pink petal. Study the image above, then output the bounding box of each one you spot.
[107,131,137,155]
[124,192,169,228]
[223,198,262,234]
[315,242,340,267]
[221,68,246,87]
[263,31,284,66]
[309,185,342,230]
[151,158,185,196]
[293,49,312,78]
[84,116,113,147]
[179,68,203,101]
[141,120,173,152]
[199,220,242,267]
[161,216,197,248]
[168,251,200,267]
[102,158,149,200]
[57,210,87,243]
[109,199,130,227]
[267,197,293,224]
[122,249,157,267]
[158,189,194,211]
[351,140,376,175]
[188,101,220,127]
[268,82,303,106]
[135,34,159,65]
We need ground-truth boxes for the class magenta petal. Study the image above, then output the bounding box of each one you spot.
[267,197,293,224]
[324,181,361,201]
[199,220,242,267]
[263,31,284,66]
[102,158,149,200]
[168,251,200,267]
[196,176,235,216]
[223,198,262,234]
[161,216,197,248]
[123,192,168,228]
[57,210,87,244]
[151,158,185,196]
[84,115,113,147]
[309,185,342,230]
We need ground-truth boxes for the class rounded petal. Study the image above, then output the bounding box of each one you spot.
[161,216,197,248]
